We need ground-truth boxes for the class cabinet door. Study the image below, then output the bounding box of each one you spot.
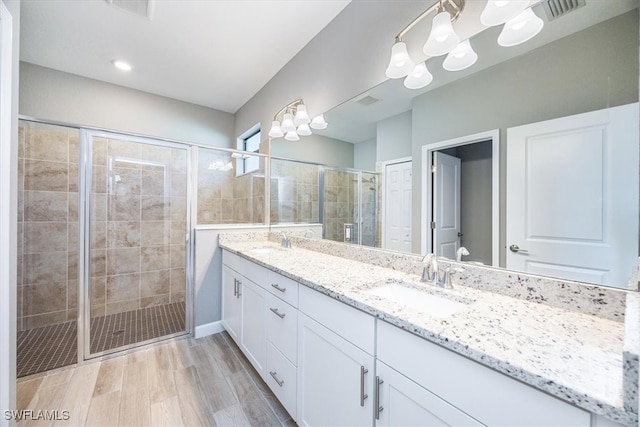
[297,313,374,427]
[240,278,267,378]
[221,265,241,343]
[376,361,484,427]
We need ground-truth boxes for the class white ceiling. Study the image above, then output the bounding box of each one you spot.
[20,0,351,113]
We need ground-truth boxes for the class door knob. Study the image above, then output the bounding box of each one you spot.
[509,244,528,253]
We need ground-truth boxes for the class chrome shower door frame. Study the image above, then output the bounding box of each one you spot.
[78,130,193,361]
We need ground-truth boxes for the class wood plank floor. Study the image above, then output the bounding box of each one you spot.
[16,332,296,427]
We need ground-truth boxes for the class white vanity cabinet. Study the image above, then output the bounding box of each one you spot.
[239,278,268,376]
[375,360,484,426]
[221,264,242,342]
[376,321,591,427]
[297,285,376,427]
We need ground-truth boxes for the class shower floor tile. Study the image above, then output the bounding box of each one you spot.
[17,302,186,378]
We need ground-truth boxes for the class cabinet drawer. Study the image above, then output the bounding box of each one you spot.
[222,250,242,272]
[266,292,298,364]
[377,321,590,427]
[236,258,271,289]
[266,342,297,420]
[299,285,374,355]
[267,270,299,307]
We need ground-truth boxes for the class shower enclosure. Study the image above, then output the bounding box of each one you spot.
[16,121,190,376]
[270,157,380,247]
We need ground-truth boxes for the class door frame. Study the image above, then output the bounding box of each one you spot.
[0,1,15,420]
[421,129,499,266]
[80,129,193,361]
[380,157,412,250]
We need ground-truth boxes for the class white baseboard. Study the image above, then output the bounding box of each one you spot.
[194,321,225,338]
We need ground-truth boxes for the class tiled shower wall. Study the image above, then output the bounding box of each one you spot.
[270,159,319,224]
[90,138,187,317]
[197,149,265,224]
[17,122,79,331]
[323,169,357,243]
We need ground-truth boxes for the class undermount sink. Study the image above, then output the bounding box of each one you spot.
[365,279,471,318]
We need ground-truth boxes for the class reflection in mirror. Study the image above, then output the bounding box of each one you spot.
[271,1,639,289]
[197,149,265,225]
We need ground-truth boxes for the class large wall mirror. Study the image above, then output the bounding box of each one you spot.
[270,0,639,290]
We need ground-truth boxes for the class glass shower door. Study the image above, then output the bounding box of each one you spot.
[83,132,189,357]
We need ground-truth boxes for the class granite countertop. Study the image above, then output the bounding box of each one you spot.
[219,238,636,426]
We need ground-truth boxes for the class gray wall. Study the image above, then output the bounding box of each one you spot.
[2,0,20,420]
[234,1,430,144]
[411,11,639,257]
[377,111,412,163]
[271,133,354,168]
[354,138,376,171]
[457,141,492,265]
[20,62,235,147]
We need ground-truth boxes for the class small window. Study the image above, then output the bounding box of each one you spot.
[237,127,260,175]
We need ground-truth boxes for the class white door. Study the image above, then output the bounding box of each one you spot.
[240,279,267,378]
[506,103,639,286]
[384,161,412,252]
[297,313,374,427]
[376,361,484,427]
[221,266,241,343]
[433,152,461,260]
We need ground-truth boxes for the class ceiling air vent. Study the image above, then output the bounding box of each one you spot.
[105,0,154,20]
[355,95,380,106]
[542,0,585,21]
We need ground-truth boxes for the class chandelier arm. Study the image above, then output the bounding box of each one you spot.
[273,99,304,120]
[394,0,465,43]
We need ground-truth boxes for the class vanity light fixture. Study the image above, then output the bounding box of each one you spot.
[268,99,328,140]
[385,0,544,90]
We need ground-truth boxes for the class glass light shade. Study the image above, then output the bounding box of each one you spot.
[385,41,415,79]
[404,62,433,90]
[268,120,284,138]
[281,113,296,132]
[480,0,529,27]
[443,40,478,71]
[297,123,312,136]
[285,130,300,141]
[498,8,544,47]
[310,114,328,130]
[294,104,311,126]
[423,11,460,57]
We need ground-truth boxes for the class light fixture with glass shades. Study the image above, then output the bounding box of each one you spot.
[268,99,328,141]
[385,0,544,90]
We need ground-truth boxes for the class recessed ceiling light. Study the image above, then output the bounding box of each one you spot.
[112,60,132,71]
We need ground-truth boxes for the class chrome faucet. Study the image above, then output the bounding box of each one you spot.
[420,254,437,283]
[456,247,470,262]
[420,254,456,289]
[280,232,291,248]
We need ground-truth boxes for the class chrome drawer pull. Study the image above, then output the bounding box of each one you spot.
[375,376,384,420]
[360,366,369,407]
[271,283,286,293]
[270,308,286,319]
[269,371,284,387]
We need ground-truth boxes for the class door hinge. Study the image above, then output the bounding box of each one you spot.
[431,164,437,173]
[431,221,436,229]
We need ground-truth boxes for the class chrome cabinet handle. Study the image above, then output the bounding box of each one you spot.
[360,366,368,407]
[269,308,286,319]
[236,280,242,298]
[509,244,529,253]
[375,376,384,420]
[269,371,284,387]
[271,283,286,293]
[233,278,237,297]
